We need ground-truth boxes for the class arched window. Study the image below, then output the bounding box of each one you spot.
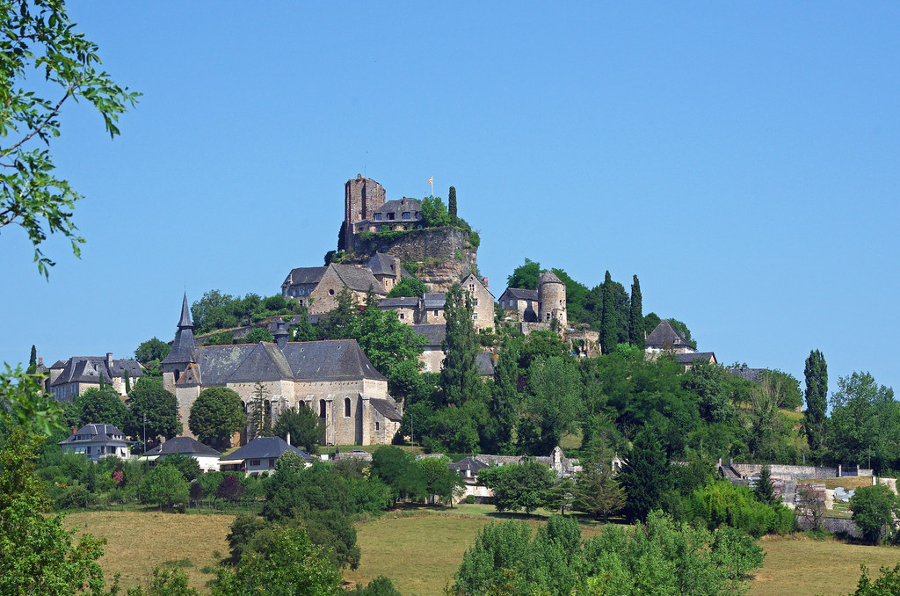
[319,399,326,418]
[344,398,351,417]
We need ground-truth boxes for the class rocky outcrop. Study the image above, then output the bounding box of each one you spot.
[348,227,477,292]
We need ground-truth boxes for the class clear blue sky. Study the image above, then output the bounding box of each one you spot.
[2,2,898,398]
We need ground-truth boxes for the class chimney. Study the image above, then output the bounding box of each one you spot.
[106,353,113,369]
[274,320,288,349]
[481,277,489,290]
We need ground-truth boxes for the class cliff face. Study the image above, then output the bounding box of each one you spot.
[350,227,477,292]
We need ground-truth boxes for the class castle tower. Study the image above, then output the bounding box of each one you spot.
[538,270,567,329]
[342,175,386,251]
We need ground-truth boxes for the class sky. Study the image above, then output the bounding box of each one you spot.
[1,2,898,398]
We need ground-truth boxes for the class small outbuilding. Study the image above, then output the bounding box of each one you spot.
[219,436,312,476]
[141,436,222,473]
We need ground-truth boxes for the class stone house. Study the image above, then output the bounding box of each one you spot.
[498,287,539,322]
[412,324,446,373]
[59,424,131,462]
[500,270,568,336]
[140,436,222,473]
[461,273,495,331]
[645,319,696,355]
[341,175,426,251]
[50,353,144,401]
[161,295,403,447]
[219,436,312,476]
[419,292,446,324]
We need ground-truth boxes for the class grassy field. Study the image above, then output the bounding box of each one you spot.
[65,510,235,592]
[64,508,900,596]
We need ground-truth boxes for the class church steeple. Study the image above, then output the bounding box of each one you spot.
[178,292,193,329]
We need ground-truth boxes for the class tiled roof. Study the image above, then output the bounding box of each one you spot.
[228,342,293,382]
[331,264,387,295]
[367,252,402,277]
[223,436,311,461]
[373,198,422,217]
[59,424,128,445]
[476,351,495,376]
[282,266,327,288]
[379,297,419,309]
[646,319,691,349]
[500,287,539,301]
[539,270,563,285]
[726,365,768,382]
[676,352,716,365]
[449,456,490,474]
[423,293,446,309]
[281,340,387,382]
[412,324,446,348]
[370,398,402,421]
[143,436,221,458]
[50,356,144,387]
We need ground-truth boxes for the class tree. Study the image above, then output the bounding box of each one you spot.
[619,426,671,522]
[188,387,246,448]
[240,327,274,344]
[159,453,201,483]
[74,386,128,428]
[290,305,318,341]
[273,405,324,453]
[211,526,343,596]
[418,455,464,506]
[137,464,189,510]
[28,345,37,374]
[573,439,625,522]
[484,343,519,454]
[440,284,482,407]
[217,473,246,502]
[850,484,897,544]
[317,287,357,340]
[522,356,582,455]
[0,0,139,277]
[804,349,829,460]
[191,290,240,334]
[134,338,172,364]
[386,276,427,298]
[843,561,900,596]
[753,465,778,506]
[247,382,272,440]
[796,484,826,532]
[828,372,900,472]
[629,275,644,348]
[448,185,458,223]
[124,377,181,442]
[600,270,616,354]
[478,460,556,515]
[506,258,542,290]
[419,195,451,228]
[370,446,427,503]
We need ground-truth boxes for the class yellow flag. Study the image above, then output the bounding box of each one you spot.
[428,176,433,185]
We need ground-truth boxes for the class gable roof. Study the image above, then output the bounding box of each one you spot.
[143,436,221,458]
[462,274,495,299]
[372,197,422,217]
[222,436,311,461]
[500,287,539,302]
[646,319,692,349]
[476,351,495,376]
[330,264,387,295]
[412,324,446,348]
[423,293,446,309]
[367,252,411,278]
[59,424,128,445]
[449,456,490,474]
[50,356,144,387]
[228,342,293,382]
[280,340,387,382]
[282,266,327,289]
[676,352,717,365]
[379,297,419,309]
[726,365,768,382]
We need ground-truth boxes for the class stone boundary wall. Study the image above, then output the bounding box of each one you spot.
[796,516,859,537]
[729,463,873,480]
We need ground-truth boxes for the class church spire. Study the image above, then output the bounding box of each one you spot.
[178,292,193,328]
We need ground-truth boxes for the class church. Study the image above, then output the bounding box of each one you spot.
[161,295,402,446]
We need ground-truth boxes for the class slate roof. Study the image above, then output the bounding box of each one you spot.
[367,252,410,278]
[726,365,768,382]
[379,297,419,309]
[646,319,692,349]
[373,198,422,218]
[449,456,490,475]
[331,264,387,295]
[222,436,311,462]
[370,398,403,421]
[50,356,144,387]
[539,270,563,285]
[59,424,128,446]
[676,352,717,365]
[412,324,446,348]
[281,340,388,382]
[500,287,539,302]
[282,266,327,289]
[143,436,221,458]
[423,293,446,309]
[162,296,197,365]
[476,351,495,376]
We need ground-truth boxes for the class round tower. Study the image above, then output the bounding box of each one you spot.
[538,270,567,328]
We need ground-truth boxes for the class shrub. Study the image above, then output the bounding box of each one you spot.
[465,494,476,504]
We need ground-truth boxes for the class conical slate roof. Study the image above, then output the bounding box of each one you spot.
[646,319,691,349]
[539,270,563,285]
[162,294,196,365]
[178,293,193,328]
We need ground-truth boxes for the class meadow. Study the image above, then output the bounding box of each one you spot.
[64,508,900,596]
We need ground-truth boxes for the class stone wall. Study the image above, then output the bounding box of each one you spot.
[351,227,477,292]
[728,462,874,480]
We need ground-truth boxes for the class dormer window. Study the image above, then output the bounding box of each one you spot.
[375,213,382,221]
[402,212,410,219]
[388,213,395,220]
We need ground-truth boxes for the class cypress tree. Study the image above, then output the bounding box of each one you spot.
[619,426,671,522]
[629,275,644,349]
[600,271,616,354]
[448,186,457,224]
[804,349,828,459]
[488,344,520,454]
[27,345,37,374]
[754,465,778,506]
[441,284,480,407]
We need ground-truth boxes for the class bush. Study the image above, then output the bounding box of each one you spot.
[691,479,794,537]
[465,494,476,504]
[850,484,897,544]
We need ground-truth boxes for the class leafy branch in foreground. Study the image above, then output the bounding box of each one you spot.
[0,0,140,276]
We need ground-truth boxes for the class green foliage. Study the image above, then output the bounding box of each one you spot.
[644,312,662,336]
[682,360,736,424]
[191,290,298,334]
[125,377,181,442]
[371,446,427,502]
[804,349,828,459]
[0,364,64,435]
[691,479,793,538]
[522,356,582,454]
[0,0,140,277]
[507,258,542,289]
[348,575,402,596]
[828,371,899,472]
[123,566,200,596]
[137,463,188,509]
[758,369,803,410]
[420,195,451,227]
[246,382,272,440]
[573,440,625,522]
[441,284,484,408]
[386,276,427,298]
[134,338,172,364]
[448,185,458,223]
[289,305,318,341]
[240,327,275,344]
[418,455,464,505]
[273,405,324,453]
[753,465,778,506]
[842,561,900,596]
[188,387,246,448]
[849,484,897,544]
[668,318,697,349]
[629,275,645,348]
[211,525,343,596]
[75,386,128,428]
[619,426,671,522]
[158,453,201,483]
[600,270,617,354]
[484,344,520,454]
[454,511,764,596]
[202,331,234,346]
[478,460,557,514]
[28,345,37,373]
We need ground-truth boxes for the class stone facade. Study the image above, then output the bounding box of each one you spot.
[461,273,495,331]
[50,353,144,401]
[161,297,402,446]
[282,261,399,315]
[500,271,569,338]
[342,175,386,252]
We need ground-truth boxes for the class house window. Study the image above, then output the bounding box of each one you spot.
[399,313,404,320]
[375,213,382,221]
[344,398,351,417]
[319,399,326,417]
[473,298,478,306]
[473,313,478,320]
[269,459,276,467]
[433,309,439,316]
[251,460,260,466]
[388,213,395,220]
[402,212,410,219]
[86,446,92,454]
[375,421,380,431]
[469,285,475,292]
[415,212,422,219]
